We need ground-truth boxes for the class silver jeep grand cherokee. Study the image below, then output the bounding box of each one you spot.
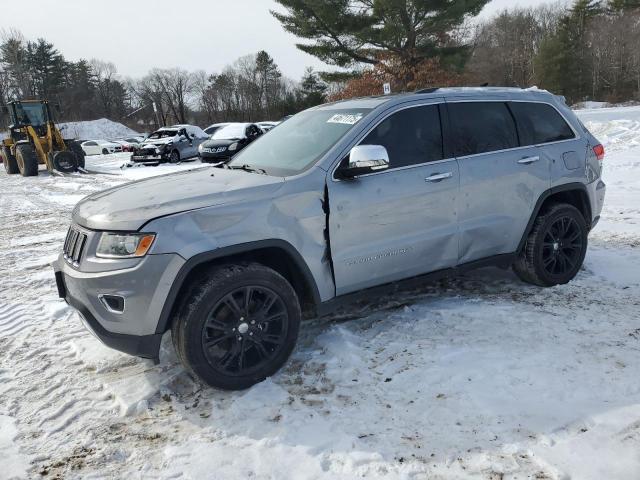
[54,87,607,390]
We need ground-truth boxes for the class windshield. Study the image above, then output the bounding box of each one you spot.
[212,124,247,140]
[228,109,371,176]
[147,130,177,139]
[13,103,47,126]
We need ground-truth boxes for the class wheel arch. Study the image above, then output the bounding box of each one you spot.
[155,240,321,334]
[518,182,592,254]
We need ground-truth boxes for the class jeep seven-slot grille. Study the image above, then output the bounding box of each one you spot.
[63,227,87,265]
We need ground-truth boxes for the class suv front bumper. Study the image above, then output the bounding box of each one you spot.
[53,252,185,360]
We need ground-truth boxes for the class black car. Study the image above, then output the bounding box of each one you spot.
[198,123,263,163]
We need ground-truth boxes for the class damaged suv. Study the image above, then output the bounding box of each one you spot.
[131,125,208,164]
[54,87,606,390]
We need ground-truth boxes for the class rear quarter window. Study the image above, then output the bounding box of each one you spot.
[448,102,519,157]
[510,102,575,145]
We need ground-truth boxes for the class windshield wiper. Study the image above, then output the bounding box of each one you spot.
[227,164,267,175]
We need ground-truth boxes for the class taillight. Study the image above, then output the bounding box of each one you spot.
[593,144,605,161]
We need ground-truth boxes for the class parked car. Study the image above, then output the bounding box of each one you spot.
[54,87,606,391]
[111,138,142,152]
[204,123,230,136]
[198,123,263,163]
[81,140,123,156]
[257,121,279,133]
[131,125,208,164]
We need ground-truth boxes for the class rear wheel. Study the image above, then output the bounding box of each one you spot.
[513,203,588,287]
[172,263,301,390]
[15,144,38,177]
[1,146,19,174]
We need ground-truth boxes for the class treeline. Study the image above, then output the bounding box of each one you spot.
[468,0,640,103]
[0,29,327,129]
[275,0,640,105]
[1,0,639,131]
[0,29,129,122]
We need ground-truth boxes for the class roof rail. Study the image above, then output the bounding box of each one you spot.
[415,87,440,94]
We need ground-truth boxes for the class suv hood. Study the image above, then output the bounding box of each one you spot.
[73,167,285,231]
[142,137,176,146]
[203,138,243,148]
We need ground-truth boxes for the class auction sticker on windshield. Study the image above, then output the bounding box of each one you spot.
[327,113,364,125]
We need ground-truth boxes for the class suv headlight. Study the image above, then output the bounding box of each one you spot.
[96,233,156,258]
[228,142,239,152]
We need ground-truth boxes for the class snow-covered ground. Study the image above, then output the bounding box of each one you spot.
[0,107,639,479]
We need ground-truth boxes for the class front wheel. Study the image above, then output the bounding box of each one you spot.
[169,150,180,164]
[15,144,39,177]
[513,203,588,287]
[172,263,301,390]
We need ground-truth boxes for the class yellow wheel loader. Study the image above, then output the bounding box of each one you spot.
[1,100,85,177]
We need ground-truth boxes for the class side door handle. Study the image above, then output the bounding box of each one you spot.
[518,156,540,165]
[425,172,453,183]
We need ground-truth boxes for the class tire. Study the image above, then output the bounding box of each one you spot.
[66,141,86,170]
[102,148,109,155]
[169,150,180,164]
[513,203,588,287]
[15,144,39,177]
[1,146,19,174]
[52,151,78,173]
[172,263,301,390]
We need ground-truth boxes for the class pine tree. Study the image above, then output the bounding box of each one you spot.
[271,0,490,71]
[26,38,66,98]
[535,0,602,102]
[254,51,282,117]
[299,67,327,108]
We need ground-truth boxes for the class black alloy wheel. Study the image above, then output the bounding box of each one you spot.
[172,263,301,390]
[201,286,289,376]
[513,203,588,287]
[541,216,584,277]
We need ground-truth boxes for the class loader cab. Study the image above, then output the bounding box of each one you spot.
[7,100,52,137]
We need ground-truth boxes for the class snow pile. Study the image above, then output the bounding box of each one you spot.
[58,118,139,141]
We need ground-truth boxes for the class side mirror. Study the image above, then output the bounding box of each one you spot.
[338,145,390,179]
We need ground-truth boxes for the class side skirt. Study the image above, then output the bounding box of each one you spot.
[316,253,515,317]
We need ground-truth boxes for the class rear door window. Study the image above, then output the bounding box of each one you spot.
[448,102,519,156]
[510,102,575,145]
[360,104,443,168]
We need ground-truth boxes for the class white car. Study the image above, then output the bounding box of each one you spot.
[257,121,279,133]
[81,140,123,156]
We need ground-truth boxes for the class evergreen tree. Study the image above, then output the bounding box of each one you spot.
[271,0,490,72]
[534,0,601,102]
[299,67,327,108]
[255,51,282,116]
[26,38,66,98]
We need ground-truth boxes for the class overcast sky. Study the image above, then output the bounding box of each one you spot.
[0,0,551,80]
